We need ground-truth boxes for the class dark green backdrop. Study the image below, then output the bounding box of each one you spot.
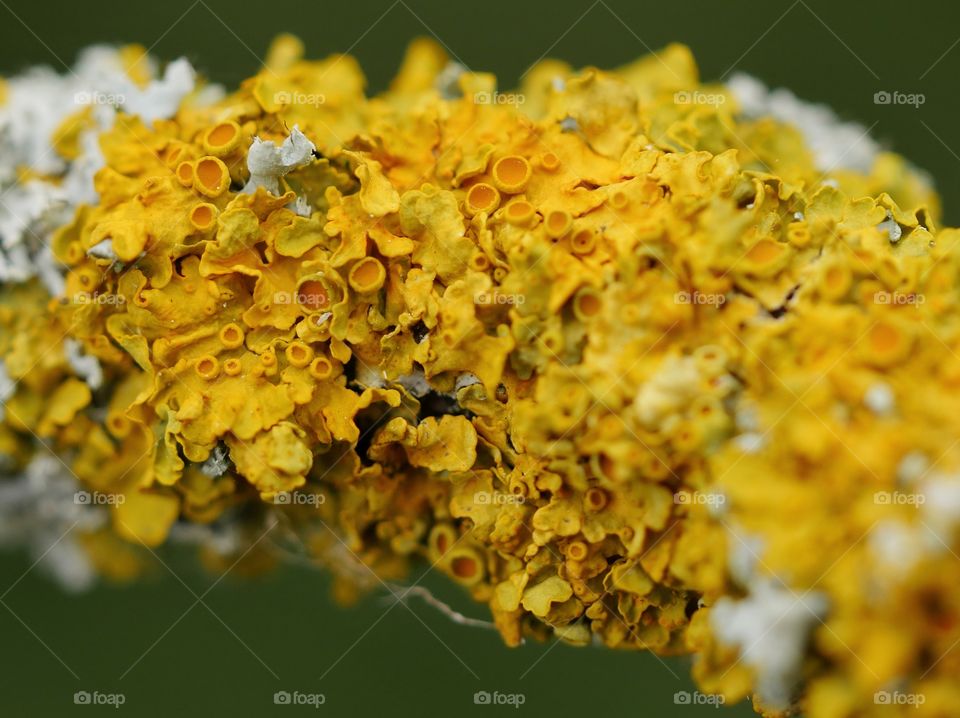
[2,0,959,715]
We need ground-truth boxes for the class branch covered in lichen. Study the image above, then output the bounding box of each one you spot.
[1,33,958,717]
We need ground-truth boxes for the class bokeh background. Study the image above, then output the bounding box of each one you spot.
[2,0,960,715]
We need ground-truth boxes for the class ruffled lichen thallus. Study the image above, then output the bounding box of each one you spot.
[3,33,960,718]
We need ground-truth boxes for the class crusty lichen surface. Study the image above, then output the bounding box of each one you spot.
[2,34,959,717]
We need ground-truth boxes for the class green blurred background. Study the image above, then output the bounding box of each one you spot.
[2,0,960,715]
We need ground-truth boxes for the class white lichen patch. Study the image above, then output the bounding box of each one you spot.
[64,338,103,390]
[712,579,828,709]
[242,125,316,195]
[728,73,879,174]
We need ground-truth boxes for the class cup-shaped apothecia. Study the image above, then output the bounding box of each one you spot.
[491,155,531,194]
[295,272,340,312]
[189,202,218,232]
[193,156,231,198]
[347,258,386,294]
[464,182,500,217]
[202,121,243,157]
